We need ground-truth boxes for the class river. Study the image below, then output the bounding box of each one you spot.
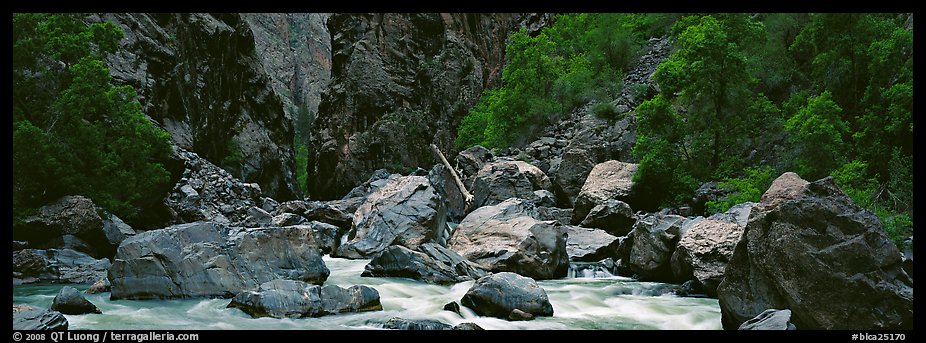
[12,257,721,330]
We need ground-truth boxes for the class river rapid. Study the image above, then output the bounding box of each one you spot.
[12,257,721,330]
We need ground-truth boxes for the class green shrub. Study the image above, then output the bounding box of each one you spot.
[705,166,777,214]
[591,102,618,119]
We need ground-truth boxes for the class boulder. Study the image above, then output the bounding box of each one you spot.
[428,164,469,222]
[16,195,103,242]
[302,221,343,255]
[460,272,553,319]
[508,308,535,321]
[227,279,382,318]
[717,173,914,330]
[738,309,797,330]
[565,226,621,262]
[101,213,136,250]
[452,322,485,330]
[551,148,596,207]
[537,206,573,226]
[37,235,97,257]
[472,160,553,208]
[336,176,447,259]
[362,244,487,284]
[341,169,401,200]
[12,249,110,284]
[12,307,68,331]
[570,258,620,278]
[671,202,755,296]
[383,317,451,330]
[274,200,355,230]
[270,213,306,227]
[455,145,494,183]
[533,190,557,207]
[575,199,635,236]
[86,278,111,294]
[618,212,689,281]
[449,199,568,280]
[243,206,273,227]
[572,160,638,223]
[109,222,329,300]
[51,286,102,314]
[443,301,461,315]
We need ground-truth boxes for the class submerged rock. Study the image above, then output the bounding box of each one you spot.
[109,222,329,300]
[718,173,913,330]
[51,286,101,315]
[383,317,451,330]
[227,279,382,318]
[461,272,553,320]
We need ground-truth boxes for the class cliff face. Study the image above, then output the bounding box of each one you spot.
[306,13,552,200]
[243,13,332,135]
[90,13,300,200]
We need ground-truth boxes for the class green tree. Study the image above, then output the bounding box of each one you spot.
[13,14,173,221]
[784,91,848,180]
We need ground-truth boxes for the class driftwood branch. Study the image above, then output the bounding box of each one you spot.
[430,144,474,206]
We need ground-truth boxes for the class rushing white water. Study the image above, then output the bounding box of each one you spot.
[12,257,721,330]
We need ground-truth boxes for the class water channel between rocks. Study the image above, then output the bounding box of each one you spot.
[12,257,721,330]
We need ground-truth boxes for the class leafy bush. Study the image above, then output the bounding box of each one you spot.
[705,166,777,214]
[591,102,618,118]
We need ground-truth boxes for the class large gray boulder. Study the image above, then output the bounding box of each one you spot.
[51,286,102,315]
[335,176,447,259]
[738,309,797,330]
[576,199,635,236]
[718,173,913,330]
[618,212,689,281]
[109,222,330,300]
[362,243,488,284]
[12,306,68,331]
[472,160,553,208]
[566,226,621,262]
[227,279,382,318]
[448,199,568,280]
[572,160,638,224]
[671,202,755,296]
[428,164,469,222]
[12,249,110,285]
[551,148,596,207]
[460,272,553,320]
[273,200,355,231]
[101,213,136,249]
[16,195,103,242]
[455,145,494,185]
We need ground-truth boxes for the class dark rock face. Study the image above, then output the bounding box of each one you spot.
[738,309,797,330]
[306,13,551,200]
[12,249,111,285]
[460,272,553,320]
[102,213,136,249]
[12,307,68,331]
[383,317,451,330]
[565,226,621,262]
[718,173,914,330]
[443,301,461,315]
[551,148,596,207]
[362,244,487,284]
[448,198,569,280]
[227,279,382,318]
[243,14,332,133]
[51,286,102,315]
[618,213,689,281]
[164,148,264,227]
[428,164,469,222]
[572,160,637,224]
[91,13,299,200]
[472,160,553,208]
[109,222,330,300]
[336,176,447,259]
[576,199,635,236]
[671,202,755,296]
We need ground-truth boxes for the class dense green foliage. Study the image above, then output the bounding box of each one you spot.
[455,14,676,149]
[456,13,913,246]
[13,14,173,221]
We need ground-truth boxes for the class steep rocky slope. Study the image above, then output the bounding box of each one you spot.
[306,13,551,199]
[88,13,300,200]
